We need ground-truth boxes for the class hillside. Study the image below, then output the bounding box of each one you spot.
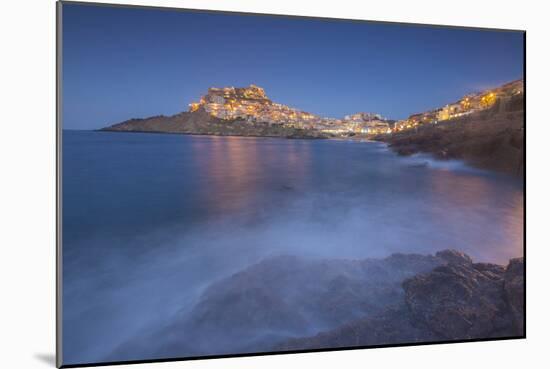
[101,106,326,139]
[101,85,329,139]
[278,253,524,351]
[377,81,524,177]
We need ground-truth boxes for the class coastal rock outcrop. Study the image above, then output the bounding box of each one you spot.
[403,261,511,339]
[504,258,525,333]
[278,253,524,351]
[158,253,446,356]
[110,252,444,359]
[110,250,524,360]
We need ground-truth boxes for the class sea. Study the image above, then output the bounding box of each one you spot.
[61,130,524,364]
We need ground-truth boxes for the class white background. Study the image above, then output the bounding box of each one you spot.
[1,0,548,368]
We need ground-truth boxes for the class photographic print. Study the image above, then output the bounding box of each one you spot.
[58,1,525,367]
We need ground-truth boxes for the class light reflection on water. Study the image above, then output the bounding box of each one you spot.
[62,131,524,364]
[191,136,311,215]
[425,167,523,263]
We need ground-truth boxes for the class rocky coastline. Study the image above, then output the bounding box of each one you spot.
[374,95,524,177]
[278,251,524,351]
[110,250,524,360]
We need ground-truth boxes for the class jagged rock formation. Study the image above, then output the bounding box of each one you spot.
[109,250,524,361]
[278,251,524,351]
[170,253,445,354]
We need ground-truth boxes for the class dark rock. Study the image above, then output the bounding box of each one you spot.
[166,253,445,355]
[278,306,437,351]
[110,251,524,360]
[473,262,506,279]
[278,252,523,352]
[111,253,443,358]
[435,249,473,265]
[504,257,525,333]
[403,260,516,340]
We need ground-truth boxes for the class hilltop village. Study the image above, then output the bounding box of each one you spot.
[188,84,393,136]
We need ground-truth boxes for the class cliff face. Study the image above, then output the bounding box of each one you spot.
[167,253,445,355]
[109,250,524,360]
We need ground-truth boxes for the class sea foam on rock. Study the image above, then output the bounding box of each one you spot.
[279,252,524,351]
[109,250,524,360]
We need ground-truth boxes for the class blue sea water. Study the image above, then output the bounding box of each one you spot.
[62,130,524,364]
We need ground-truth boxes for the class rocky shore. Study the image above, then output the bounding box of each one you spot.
[375,95,524,177]
[279,251,524,351]
[110,250,524,360]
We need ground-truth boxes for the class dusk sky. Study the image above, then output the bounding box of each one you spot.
[62,3,524,130]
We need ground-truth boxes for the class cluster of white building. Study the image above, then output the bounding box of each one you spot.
[188,85,392,135]
[318,114,391,135]
[189,84,318,127]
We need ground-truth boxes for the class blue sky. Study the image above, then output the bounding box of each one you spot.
[62,3,524,129]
